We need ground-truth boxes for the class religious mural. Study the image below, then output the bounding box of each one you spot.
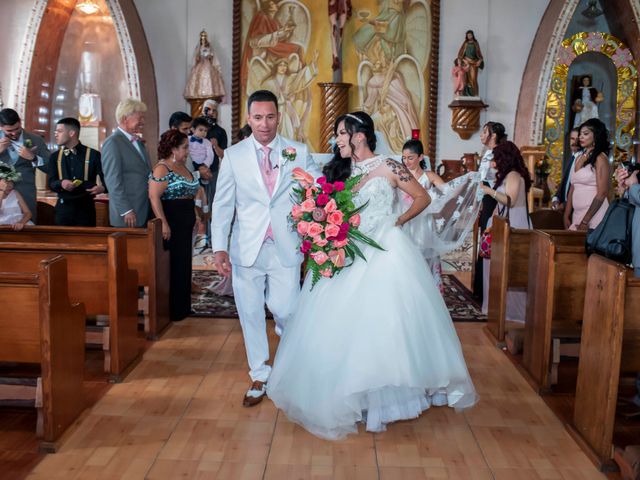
[237,0,437,154]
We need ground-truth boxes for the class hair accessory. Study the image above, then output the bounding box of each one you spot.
[0,163,21,182]
[345,113,364,124]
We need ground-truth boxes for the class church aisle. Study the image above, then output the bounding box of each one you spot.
[26,320,608,479]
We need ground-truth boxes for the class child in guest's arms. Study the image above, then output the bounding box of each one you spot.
[0,163,32,230]
[188,117,214,185]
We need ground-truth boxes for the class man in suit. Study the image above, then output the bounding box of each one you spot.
[552,127,580,210]
[211,90,320,407]
[101,99,151,227]
[47,117,105,226]
[0,108,50,223]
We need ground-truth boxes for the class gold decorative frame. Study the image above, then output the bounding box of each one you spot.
[544,32,637,185]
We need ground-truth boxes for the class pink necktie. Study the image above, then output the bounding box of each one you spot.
[260,146,275,240]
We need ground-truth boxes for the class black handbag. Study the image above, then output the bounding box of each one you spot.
[585,197,635,264]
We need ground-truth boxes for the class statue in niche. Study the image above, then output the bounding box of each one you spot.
[184,30,226,101]
[572,75,602,127]
[77,51,102,122]
[457,30,484,97]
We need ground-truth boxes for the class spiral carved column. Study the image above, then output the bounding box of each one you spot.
[448,99,488,140]
[318,82,351,152]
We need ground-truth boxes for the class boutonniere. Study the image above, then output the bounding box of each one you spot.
[282,146,297,164]
[23,139,33,148]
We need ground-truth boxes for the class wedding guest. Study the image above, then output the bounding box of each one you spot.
[551,127,580,210]
[47,117,105,226]
[480,141,532,319]
[236,123,252,144]
[0,108,50,223]
[102,98,151,227]
[149,130,200,321]
[169,111,192,136]
[189,117,214,180]
[564,118,610,231]
[0,163,32,230]
[401,139,446,292]
[473,121,506,300]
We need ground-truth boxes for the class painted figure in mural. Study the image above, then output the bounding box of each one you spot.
[457,30,484,97]
[260,51,319,143]
[184,30,226,100]
[451,57,470,97]
[328,0,352,71]
[240,0,305,94]
[353,0,407,66]
[572,75,602,127]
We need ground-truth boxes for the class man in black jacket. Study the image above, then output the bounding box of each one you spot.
[552,127,580,210]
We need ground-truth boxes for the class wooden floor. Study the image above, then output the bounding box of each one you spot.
[15,318,613,480]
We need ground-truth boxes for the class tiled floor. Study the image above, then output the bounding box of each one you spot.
[21,319,610,480]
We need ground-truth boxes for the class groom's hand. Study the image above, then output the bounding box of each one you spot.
[213,251,232,277]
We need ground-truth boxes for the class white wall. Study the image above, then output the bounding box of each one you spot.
[134,0,233,137]
[436,0,549,161]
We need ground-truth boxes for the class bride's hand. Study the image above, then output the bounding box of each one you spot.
[395,216,405,227]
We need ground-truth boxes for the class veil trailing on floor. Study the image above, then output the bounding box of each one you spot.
[399,172,482,260]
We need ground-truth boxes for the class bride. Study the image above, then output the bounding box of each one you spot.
[267,111,477,440]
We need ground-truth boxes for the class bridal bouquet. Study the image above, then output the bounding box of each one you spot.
[290,167,384,287]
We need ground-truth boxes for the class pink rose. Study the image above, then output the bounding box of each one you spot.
[292,167,314,187]
[324,198,337,213]
[312,207,327,222]
[301,199,316,212]
[325,223,340,239]
[328,249,346,268]
[317,176,327,185]
[313,235,328,247]
[322,183,334,194]
[310,251,329,266]
[349,213,361,227]
[307,222,324,237]
[335,222,350,241]
[300,240,312,254]
[291,204,303,220]
[327,210,344,225]
[319,267,333,278]
[332,238,349,248]
[334,181,345,191]
[297,221,310,236]
[316,193,329,207]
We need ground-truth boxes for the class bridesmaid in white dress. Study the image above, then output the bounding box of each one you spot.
[267,112,477,440]
[480,141,532,320]
[401,139,446,292]
[0,164,32,230]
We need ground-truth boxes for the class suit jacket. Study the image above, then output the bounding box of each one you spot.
[211,134,321,268]
[101,129,152,227]
[628,184,640,270]
[0,130,50,223]
[554,151,579,205]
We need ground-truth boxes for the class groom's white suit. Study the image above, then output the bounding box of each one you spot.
[211,132,320,384]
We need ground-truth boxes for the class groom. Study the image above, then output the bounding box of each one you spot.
[211,90,320,407]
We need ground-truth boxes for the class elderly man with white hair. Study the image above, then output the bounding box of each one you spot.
[102,98,152,227]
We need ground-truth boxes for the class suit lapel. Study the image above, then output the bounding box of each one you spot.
[115,129,146,164]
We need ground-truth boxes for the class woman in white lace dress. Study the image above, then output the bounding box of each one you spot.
[0,164,32,230]
[267,112,477,440]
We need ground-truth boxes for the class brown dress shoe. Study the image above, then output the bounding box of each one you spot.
[243,380,266,407]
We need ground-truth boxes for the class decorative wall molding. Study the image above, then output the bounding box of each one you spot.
[105,0,141,99]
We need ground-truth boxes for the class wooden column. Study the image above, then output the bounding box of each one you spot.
[318,83,351,153]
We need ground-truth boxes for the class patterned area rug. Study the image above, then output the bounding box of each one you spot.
[191,271,485,322]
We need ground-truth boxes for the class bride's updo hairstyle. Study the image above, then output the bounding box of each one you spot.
[157,129,187,160]
[323,111,377,183]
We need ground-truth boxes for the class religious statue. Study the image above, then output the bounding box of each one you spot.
[77,51,102,122]
[572,75,602,127]
[328,0,352,72]
[457,30,484,97]
[451,57,469,97]
[184,30,226,101]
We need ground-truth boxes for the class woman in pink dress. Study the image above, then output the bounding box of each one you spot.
[564,118,610,231]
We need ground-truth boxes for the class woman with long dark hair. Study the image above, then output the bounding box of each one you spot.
[564,118,610,230]
[268,111,477,440]
[480,141,532,318]
[149,130,200,321]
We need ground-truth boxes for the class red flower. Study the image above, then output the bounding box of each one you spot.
[335,222,350,241]
[317,176,327,185]
[316,193,329,206]
[300,240,312,254]
[334,181,345,191]
[322,183,334,194]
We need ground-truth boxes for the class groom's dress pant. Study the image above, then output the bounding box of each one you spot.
[232,239,300,382]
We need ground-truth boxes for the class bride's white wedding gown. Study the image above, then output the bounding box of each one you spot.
[267,170,477,440]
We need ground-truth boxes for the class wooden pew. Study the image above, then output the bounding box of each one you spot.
[522,229,587,392]
[0,256,86,452]
[573,254,640,469]
[0,234,140,381]
[0,218,170,339]
[485,215,532,344]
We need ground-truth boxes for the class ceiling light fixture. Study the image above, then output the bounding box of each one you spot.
[76,0,100,15]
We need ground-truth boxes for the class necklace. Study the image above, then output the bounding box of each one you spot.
[351,155,386,176]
